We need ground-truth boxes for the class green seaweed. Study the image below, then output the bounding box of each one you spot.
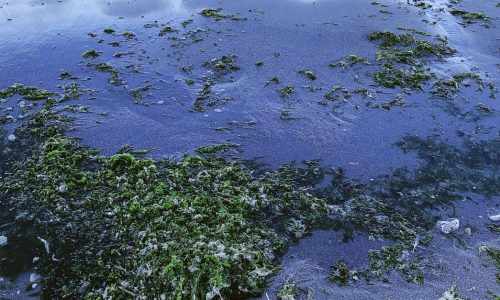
[159,26,178,35]
[476,103,493,113]
[58,82,83,102]
[82,49,101,59]
[431,72,482,98]
[92,63,124,85]
[330,55,369,68]
[58,70,77,80]
[277,278,299,300]
[130,85,153,104]
[278,86,295,98]
[122,31,135,40]
[368,31,455,89]
[485,247,500,283]
[298,70,317,80]
[203,55,240,74]
[108,41,121,47]
[199,8,245,21]
[0,105,329,299]
[0,84,54,101]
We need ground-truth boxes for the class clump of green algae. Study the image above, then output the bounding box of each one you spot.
[0,100,328,299]
[367,31,455,89]
[199,8,245,21]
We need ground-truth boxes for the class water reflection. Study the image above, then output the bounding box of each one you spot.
[97,0,185,17]
[0,0,189,32]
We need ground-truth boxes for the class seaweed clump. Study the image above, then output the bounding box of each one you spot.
[431,73,483,98]
[90,63,124,85]
[199,8,245,21]
[368,31,455,89]
[82,49,101,59]
[0,106,329,299]
[450,10,489,27]
[330,55,370,68]
[203,55,240,74]
[484,247,500,283]
[298,69,317,80]
[0,84,54,101]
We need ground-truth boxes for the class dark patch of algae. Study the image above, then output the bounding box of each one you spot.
[0,85,499,298]
[367,31,455,90]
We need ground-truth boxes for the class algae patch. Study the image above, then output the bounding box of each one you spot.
[368,31,455,90]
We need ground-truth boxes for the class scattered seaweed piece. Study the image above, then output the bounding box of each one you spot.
[267,76,281,85]
[122,31,135,40]
[58,82,83,102]
[58,70,77,80]
[199,8,245,21]
[278,86,295,98]
[277,278,299,300]
[431,73,483,98]
[476,103,493,113]
[0,84,53,100]
[368,31,455,89]
[82,49,101,59]
[181,19,194,27]
[330,55,370,68]
[91,63,124,85]
[203,55,239,74]
[298,69,317,80]
[450,10,489,27]
[158,26,178,35]
[130,85,153,104]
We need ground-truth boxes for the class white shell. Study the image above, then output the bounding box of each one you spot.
[436,218,460,234]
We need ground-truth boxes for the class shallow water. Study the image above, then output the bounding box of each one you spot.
[0,0,499,298]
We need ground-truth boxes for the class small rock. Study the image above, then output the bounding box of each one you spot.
[488,214,500,222]
[157,100,164,105]
[57,184,67,193]
[464,227,472,236]
[29,273,40,283]
[436,218,460,234]
[7,134,16,142]
[0,236,7,247]
[32,283,38,289]
[33,257,40,264]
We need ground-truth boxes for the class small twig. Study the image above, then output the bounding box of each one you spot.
[119,286,136,297]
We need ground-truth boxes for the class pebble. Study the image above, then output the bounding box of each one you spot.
[7,134,16,142]
[29,273,40,283]
[464,227,472,236]
[436,218,460,234]
[0,236,7,247]
[57,184,67,193]
[489,214,500,222]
